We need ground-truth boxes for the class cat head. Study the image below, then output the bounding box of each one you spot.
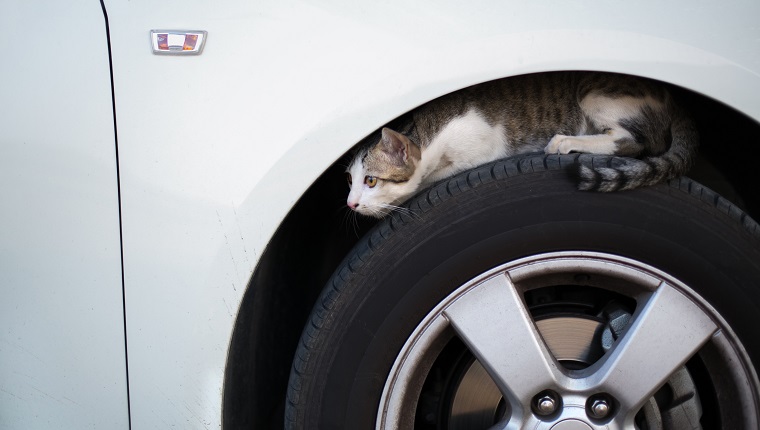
[346,127,422,218]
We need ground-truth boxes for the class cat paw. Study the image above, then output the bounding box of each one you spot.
[544,135,576,154]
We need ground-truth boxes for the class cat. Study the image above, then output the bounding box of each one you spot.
[346,72,698,218]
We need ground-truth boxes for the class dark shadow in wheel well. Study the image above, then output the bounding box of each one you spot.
[221,75,760,429]
[674,86,760,217]
[221,146,379,429]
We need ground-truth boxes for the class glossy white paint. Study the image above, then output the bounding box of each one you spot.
[0,1,128,429]
[3,0,759,428]
[104,0,760,428]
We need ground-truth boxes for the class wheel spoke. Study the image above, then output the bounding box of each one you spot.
[587,282,717,416]
[442,273,564,416]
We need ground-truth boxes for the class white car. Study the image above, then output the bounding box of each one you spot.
[2,1,759,429]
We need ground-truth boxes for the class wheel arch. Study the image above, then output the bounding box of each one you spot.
[222,41,760,426]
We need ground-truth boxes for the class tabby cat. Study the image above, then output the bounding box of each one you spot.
[346,72,697,218]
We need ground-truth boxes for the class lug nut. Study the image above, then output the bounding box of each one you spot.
[590,399,610,418]
[587,394,614,420]
[537,396,557,415]
[532,391,560,416]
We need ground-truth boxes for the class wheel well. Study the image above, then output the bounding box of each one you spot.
[221,74,760,428]
[222,148,380,428]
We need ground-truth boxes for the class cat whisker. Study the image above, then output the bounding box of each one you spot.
[347,211,360,237]
[338,205,364,238]
[337,204,353,229]
[378,204,421,221]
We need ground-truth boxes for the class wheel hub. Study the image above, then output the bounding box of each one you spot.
[551,419,592,430]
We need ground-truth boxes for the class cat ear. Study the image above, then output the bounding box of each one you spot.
[381,127,413,165]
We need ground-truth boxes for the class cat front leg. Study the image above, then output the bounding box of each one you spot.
[544,133,626,155]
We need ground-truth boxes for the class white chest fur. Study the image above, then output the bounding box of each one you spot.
[420,109,510,185]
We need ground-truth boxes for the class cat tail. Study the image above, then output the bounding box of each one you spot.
[573,110,699,192]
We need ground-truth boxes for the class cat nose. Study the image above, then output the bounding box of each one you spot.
[347,201,359,210]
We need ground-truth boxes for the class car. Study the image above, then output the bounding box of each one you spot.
[2,0,759,429]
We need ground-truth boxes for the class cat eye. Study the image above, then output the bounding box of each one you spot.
[365,176,378,188]
[346,173,352,187]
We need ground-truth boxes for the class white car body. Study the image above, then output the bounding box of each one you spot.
[1,0,758,428]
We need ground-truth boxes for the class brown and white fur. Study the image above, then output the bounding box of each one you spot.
[346,72,698,218]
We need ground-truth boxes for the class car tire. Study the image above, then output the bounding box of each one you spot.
[285,153,760,429]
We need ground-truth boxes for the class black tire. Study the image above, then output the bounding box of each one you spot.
[285,153,760,429]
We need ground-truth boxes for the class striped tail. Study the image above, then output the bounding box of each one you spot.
[573,111,699,192]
